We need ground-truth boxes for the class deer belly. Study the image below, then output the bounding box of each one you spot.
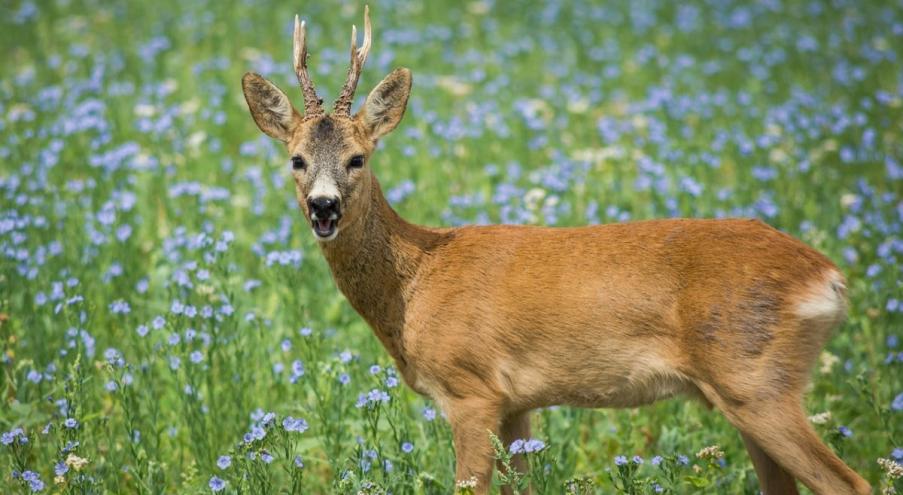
[496,344,691,410]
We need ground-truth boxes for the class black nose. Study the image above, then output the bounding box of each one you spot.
[307,196,340,218]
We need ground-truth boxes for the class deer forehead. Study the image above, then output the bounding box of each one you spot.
[291,115,371,165]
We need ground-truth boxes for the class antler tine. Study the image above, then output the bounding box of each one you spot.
[293,15,324,118]
[359,5,372,66]
[333,5,372,116]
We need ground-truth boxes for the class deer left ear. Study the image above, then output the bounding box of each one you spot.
[242,72,301,143]
[356,68,412,141]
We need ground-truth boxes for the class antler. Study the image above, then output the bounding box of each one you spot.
[333,5,372,117]
[293,15,324,119]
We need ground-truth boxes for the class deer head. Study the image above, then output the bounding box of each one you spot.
[241,6,411,241]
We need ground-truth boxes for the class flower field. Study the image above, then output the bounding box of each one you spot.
[1,0,902,493]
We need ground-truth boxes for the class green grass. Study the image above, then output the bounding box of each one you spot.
[1,0,901,493]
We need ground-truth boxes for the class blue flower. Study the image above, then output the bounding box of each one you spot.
[104,348,124,367]
[632,455,644,465]
[524,439,546,453]
[108,299,130,314]
[838,426,853,437]
[54,462,68,476]
[356,389,390,408]
[614,455,628,466]
[209,475,226,492]
[291,360,304,377]
[170,300,184,314]
[651,455,663,466]
[63,418,78,429]
[294,455,304,468]
[22,471,44,492]
[892,392,903,412]
[216,455,231,470]
[260,451,274,464]
[402,442,414,454]
[509,439,525,454]
[282,416,308,433]
[29,478,45,492]
[422,407,436,421]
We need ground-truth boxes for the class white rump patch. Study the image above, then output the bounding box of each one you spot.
[796,270,847,321]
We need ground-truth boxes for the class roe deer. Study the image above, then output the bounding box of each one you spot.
[240,7,871,494]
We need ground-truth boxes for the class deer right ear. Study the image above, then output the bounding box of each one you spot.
[242,72,301,143]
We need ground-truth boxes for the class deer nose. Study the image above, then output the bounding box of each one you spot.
[307,196,340,219]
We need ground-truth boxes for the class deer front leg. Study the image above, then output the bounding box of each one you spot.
[447,399,503,495]
[499,411,531,495]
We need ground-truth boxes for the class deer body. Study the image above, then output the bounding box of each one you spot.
[329,181,838,413]
[241,8,870,494]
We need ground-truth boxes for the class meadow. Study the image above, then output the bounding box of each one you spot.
[1,0,902,493]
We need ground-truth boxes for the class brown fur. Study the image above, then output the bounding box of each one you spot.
[240,10,871,495]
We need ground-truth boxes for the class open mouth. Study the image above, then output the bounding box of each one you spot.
[312,217,338,240]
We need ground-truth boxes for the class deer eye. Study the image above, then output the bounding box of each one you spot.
[291,156,307,171]
[347,155,365,170]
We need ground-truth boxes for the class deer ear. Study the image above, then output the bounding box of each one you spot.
[357,68,412,141]
[242,72,301,143]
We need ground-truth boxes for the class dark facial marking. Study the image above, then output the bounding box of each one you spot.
[304,116,353,161]
[312,115,335,139]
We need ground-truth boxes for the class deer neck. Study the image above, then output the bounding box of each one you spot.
[318,175,443,366]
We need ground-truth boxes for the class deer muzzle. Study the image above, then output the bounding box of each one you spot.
[307,196,341,240]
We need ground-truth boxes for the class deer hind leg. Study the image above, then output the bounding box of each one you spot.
[498,411,531,495]
[697,381,870,495]
[730,401,869,495]
[741,432,799,495]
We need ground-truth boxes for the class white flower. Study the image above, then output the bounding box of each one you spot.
[696,445,725,460]
[455,476,478,489]
[878,458,903,480]
[808,411,832,425]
